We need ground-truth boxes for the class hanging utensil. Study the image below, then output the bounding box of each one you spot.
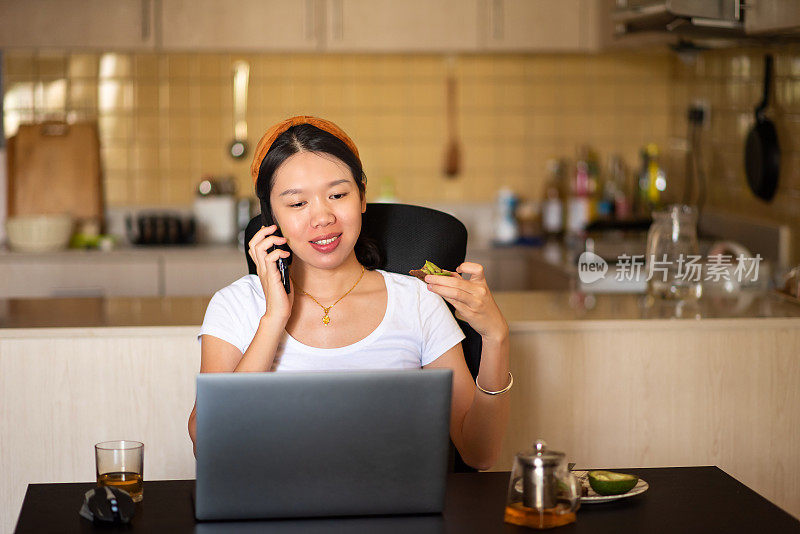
[745,54,780,201]
[228,60,250,159]
[443,56,461,178]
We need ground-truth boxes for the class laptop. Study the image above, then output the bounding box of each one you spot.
[194,369,453,521]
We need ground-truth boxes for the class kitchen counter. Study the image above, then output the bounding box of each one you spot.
[2,290,799,330]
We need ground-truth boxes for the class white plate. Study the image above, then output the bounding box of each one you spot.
[572,470,649,504]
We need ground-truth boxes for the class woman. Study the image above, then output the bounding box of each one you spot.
[188,116,510,470]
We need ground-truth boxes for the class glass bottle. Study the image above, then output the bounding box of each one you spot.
[541,159,564,240]
[645,204,702,300]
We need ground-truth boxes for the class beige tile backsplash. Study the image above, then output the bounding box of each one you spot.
[7,48,797,260]
[670,46,800,265]
[3,51,672,207]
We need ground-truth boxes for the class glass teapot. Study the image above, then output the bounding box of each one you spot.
[504,440,581,530]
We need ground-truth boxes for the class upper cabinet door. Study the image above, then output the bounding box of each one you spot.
[160,0,321,51]
[0,0,156,49]
[745,0,800,35]
[482,0,597,52]
[324,0,481,53]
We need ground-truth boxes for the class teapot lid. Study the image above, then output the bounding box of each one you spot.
[517,439,565,467]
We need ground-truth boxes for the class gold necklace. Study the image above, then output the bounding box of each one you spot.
[291,265,366,326]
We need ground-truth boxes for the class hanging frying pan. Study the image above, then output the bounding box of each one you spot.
[745,54,780,201]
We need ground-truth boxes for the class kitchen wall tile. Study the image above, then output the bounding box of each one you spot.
[587,83,618,111]
[470,172,500,201]
[98,115,132,142]
[134,82,159,111]
[459,56,494,80]
[406,56,440,79]
[134,54,158,79]
[34,54,66,78]
[167,115,191,146]
[165,54,191,79]
[131,143,159,172]
[407,81,444,111]
[3,79,36,111]
[528,83,560,111]
[164,146,190,171]
[197,143,223,172]
[166,82,191,112]
[68,54,98,79]
[187,55,219,79]
[4,53,36,77]
[558,56,588,80]
[592,113,617,140]
[524,56,563,81]
[98,79,134,112]
[104,176,129,206]
[498,144,526,174]
[614,54,668,82]
[529,113,558,139]
[66,80,96,111]
[561,85,589,113]
[491,56,525,79]
[102,146,129,172]
[98,53,132,79]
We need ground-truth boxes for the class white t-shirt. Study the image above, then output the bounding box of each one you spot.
[198,269,465,371]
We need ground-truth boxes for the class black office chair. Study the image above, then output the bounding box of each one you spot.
[244,203,483,472]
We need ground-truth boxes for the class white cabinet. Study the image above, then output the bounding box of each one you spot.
[0,247,246,298]
[0,0,609,53]
[0,253,160,298]
[481,0,600,52]
[0,0,156,49]
[745,0,800,35]
[323,0,480,52]
[159,0,321,51]
[162,250,247,296]
[467,248,537,292]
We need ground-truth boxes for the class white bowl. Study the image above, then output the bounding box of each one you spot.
[6,214,75,252]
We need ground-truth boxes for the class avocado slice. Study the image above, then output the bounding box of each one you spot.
[409,260,454,281]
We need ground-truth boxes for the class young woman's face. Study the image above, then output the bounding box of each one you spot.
[269,151,366,270]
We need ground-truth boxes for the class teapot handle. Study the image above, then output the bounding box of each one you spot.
[565,473,582,512]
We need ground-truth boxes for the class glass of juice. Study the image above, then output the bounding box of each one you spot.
[95,440,144,502]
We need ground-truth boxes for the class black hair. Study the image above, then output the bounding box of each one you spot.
[255,123,382,270]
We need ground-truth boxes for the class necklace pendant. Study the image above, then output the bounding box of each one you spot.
[322,315,331,325]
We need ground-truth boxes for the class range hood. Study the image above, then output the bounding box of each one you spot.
[613,0,745,38]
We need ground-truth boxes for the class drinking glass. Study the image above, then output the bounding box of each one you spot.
[95,440,144,502]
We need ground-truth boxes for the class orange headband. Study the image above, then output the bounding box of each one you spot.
[250,115,361,185]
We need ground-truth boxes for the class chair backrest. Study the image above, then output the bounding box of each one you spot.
[243,203,481,472]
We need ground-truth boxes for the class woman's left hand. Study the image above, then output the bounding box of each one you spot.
[425,262,509,342]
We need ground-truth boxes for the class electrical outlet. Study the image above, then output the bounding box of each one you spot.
[689,99,710,129]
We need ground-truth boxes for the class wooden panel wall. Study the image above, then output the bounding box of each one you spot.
[2,318,798,533]
[493,319,800,520]
[0,327,199,533]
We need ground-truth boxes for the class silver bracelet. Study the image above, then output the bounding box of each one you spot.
[476,371,513,395]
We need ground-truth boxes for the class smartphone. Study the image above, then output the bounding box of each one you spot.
[259,200,291,294]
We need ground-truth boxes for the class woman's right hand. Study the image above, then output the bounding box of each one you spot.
[248,224,294,325]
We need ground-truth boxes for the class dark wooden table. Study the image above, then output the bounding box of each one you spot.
[14,467,800,533]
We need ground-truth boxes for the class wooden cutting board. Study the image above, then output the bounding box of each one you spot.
[7,121,103,221]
